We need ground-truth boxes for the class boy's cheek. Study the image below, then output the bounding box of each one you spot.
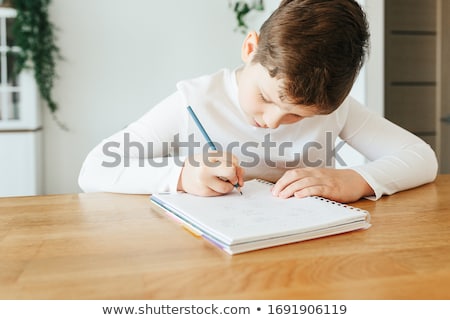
[240,98,260,114]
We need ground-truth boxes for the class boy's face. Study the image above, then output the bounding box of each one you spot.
[236,62,319,129]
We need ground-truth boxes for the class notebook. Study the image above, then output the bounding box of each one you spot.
[150,179,371,255]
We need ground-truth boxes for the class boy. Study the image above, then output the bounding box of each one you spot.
[79,0,437,202]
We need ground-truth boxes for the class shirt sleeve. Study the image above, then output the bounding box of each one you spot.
[78,91,187,194]
[339,97,438,200]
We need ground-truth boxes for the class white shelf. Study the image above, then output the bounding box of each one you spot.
[0,7,17,18]
[0,6,42,197]
[0,7,41,130]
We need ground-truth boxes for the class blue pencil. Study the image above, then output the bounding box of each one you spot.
[187,105,242,195]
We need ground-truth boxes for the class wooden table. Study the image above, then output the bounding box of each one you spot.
[1,175,450,299]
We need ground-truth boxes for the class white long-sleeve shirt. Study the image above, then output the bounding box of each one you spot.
[78,68,438,199]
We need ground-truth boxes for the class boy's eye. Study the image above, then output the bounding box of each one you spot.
[259,92,270,103]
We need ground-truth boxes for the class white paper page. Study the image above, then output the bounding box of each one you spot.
[152,180,370,245]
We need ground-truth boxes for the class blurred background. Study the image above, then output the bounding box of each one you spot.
[1,0,447,196]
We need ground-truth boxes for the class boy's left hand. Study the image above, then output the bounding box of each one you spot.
[271,168,374,203]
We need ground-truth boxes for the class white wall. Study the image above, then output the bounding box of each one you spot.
[43,0,380,194]
[337,0,385,167]
[44,0,278,194]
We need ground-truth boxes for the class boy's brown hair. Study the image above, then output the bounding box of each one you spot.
[252,0,370,113]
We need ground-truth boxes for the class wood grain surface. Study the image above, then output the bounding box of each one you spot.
[1,176,449,299]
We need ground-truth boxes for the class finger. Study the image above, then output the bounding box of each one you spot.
[204,152,243,190]
[230,161,245,187]
[277,176,323,199]
[207,152,239,167]
[236,165,245,187]
[294,185,329,199]
[272,169,307,196]
[211,159,243,185]
[203,150,227,168]
[207,177,235,195]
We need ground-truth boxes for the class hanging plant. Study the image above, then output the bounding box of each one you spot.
[10,0,66,129]
[229,0,265,34]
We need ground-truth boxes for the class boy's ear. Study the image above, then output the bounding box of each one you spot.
[241,31,259,62]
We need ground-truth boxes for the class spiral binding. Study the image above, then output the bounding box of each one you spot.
[255,178,274,186]
[312,196,366,212]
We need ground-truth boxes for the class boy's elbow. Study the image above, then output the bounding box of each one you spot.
[430,150,439,181]
[422,143,439,183]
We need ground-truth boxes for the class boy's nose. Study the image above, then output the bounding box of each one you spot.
[264,109,284,129]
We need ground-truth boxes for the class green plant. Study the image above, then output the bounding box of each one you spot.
[10,0,66,129]
[229,0,265,34]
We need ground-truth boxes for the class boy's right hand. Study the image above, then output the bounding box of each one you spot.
[177,152,244,196]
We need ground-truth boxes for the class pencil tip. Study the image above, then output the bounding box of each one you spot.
[234,183,243,195]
